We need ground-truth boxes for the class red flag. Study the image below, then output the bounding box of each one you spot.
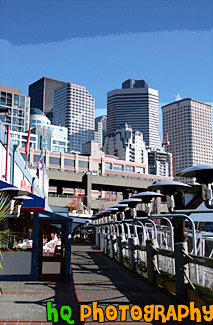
[25,125,31,157]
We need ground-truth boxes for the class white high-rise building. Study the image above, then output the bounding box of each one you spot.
[107,79,159,148]
[53,83,95,152]
[103,123,148,170]
[147,147,172,178]
[162,98,213,182]
[94,115,107,149]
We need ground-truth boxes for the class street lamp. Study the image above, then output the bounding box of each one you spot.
[111,204,128,220]
[148,181,191,212]
[0,187,30,216]
[132,191,164,215]
[13,195,33,217]
[102,207,118,223]
[148,181,191,244]
[177,164,213,209]
[120,198,142,218]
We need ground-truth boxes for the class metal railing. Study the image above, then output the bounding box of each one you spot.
[96,213,213,304]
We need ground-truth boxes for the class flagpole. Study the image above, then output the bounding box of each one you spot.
[25,124,31,169]
[3,125,10,182]
[42,149,45,198]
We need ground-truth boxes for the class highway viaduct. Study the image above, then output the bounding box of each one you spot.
[47,169,154,211]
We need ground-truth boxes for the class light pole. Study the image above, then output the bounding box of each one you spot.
[148,181,191,243]
[177,164,213,209]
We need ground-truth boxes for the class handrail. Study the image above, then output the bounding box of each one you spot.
[150,216,174,251]
[125,217,158,241]
[150,214,197,255]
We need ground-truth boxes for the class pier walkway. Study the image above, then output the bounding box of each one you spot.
[0,245,204,324]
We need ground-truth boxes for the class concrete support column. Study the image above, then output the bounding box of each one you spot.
[117,235,123,264]
[128,237,136,271]
[123,190,129,199]
[175,241,189,302]
[146,239,158,284]
[85,174,92,213]
[57,183,63,195]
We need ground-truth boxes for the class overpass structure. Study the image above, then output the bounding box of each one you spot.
[47,169,156,211]
[17,146,172,211]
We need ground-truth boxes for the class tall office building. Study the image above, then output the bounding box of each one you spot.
[29,77,66,121]
[0,86,30,132]
[53,82,95,152]
[107,79,159,148]
[94,115,107,149]
[162,98,213,182]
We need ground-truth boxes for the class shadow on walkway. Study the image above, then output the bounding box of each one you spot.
[0,245,206,324]
[67,245,203,324]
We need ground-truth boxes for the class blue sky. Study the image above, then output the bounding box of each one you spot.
[0,0,213,131]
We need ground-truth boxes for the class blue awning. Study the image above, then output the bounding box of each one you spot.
[0,180,51,212]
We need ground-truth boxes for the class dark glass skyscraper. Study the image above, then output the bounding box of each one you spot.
[29,77,66,120]
[107,79,159,148]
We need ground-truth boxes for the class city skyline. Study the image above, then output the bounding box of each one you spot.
[0,0,212,129]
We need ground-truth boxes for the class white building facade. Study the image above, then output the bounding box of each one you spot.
[107,79,159,148]
[147,147,172,178]
[10,131,37,149]
[162,98,213,182]
[53,83,95,152]
[30,108,68,152]
[103,123,148,171]
[9,108,68,153]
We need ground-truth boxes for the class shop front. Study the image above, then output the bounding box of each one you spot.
[0,182,72,282]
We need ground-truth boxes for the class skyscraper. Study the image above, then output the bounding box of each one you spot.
[94,115,107,149]
[0,86,30,132]
[53,82,95,152]
[147,147,172,178]
[103,123,148,167]
[29,77,66,121]
[162,98,213,182]
[107,79,159,148]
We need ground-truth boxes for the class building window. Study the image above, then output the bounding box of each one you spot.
[105,163,112,170]
[64,159,75,167]
[114,164,123,171]
[33,155,40,163]
[125,165,134,173]
[135,167,145,174]
[49,157,60,165]
[79,161,89,169]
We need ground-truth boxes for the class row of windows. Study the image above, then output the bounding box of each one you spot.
[105,162,144,173]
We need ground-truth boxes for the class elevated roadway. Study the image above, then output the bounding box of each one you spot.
[47,169,153,210]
